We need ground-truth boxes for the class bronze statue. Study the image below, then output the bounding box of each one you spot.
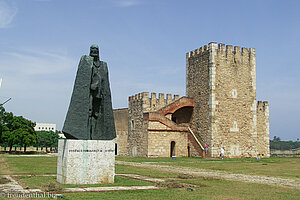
[62,44,116,140]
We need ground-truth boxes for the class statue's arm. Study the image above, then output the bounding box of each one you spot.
[79,55,97,91]
[101,61,109,80]
[90,80,98,91]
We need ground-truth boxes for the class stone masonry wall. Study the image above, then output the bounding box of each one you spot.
[147,119,188,157]
[187,43,258,157]
[186,45,211,152]
[257,101,270,157]
[127,92,179,156]
[212,44,257,157]
[147,131,188,157]
[187,133,204,157]
[129,92,180,113]
[127,94,148,156]
[113,108,128,156]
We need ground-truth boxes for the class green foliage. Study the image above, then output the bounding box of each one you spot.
[0,105,6,143]
[0,105,37,152]
[273,136,281,141]
[36,130,59,149]
[270,136,300,150]
[270,139,300,150]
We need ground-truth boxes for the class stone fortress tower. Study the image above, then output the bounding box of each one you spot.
[113,42,270,158]
[186,42,270,157]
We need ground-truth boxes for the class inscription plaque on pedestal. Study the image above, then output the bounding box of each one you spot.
[57,140,115,184]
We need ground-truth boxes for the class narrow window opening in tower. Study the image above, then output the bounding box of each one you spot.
[232,89,237,98]
[230,121,239,132]
[131,120,135,130]
[170,141,176,157]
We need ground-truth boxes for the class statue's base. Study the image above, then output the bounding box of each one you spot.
[57,139,115,184]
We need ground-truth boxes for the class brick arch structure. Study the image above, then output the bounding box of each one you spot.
[172,106,193,124]
[158,97,194,115]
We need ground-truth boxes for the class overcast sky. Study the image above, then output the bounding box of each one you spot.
[0,0,299,141]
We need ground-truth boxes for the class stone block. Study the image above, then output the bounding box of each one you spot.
[57,139,115,184]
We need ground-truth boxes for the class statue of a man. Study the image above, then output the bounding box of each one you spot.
[62,44,116,140]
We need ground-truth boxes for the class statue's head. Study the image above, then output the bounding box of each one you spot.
[90,44,99,59]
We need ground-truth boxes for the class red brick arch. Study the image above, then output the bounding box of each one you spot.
[158,97,194,115]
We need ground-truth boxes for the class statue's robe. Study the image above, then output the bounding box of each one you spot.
[62,55,116,140]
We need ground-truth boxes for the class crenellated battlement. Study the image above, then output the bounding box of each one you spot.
[129,92,179,102]
[128,92,148,101]
[257,101,269,112]
[129,92,180,112]
[186,42,255,58]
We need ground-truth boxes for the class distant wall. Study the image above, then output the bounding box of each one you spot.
[113,108,128,155]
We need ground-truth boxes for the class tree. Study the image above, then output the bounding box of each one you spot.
[0,106,4,143]
[273,136,281,141]
[0,105,37,152]
[36,130,59,152]
[270,137,300,150]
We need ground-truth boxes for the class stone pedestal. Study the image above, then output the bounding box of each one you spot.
[57,139,115,184]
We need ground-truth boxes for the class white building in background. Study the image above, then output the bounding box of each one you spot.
[34,123,56,132]
[34,123,66,138]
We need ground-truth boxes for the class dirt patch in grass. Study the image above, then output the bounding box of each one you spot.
[177,173,198,179]
[156,180,186,188]
[0,176,10,184]
[156,179,205,189]
[42,181,64,192]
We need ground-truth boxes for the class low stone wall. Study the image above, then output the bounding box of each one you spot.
[0,146,51,152]
[271,148,300,157]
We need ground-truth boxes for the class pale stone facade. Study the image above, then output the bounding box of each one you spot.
[113,42,270,158]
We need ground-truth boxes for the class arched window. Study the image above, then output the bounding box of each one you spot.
[170,141,176,157]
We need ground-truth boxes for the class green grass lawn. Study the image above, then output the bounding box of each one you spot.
[1,155,300,200]
[1,156,180,178]
[62,178,300,200]
[116,156,300,180]
[117,165,180,178]
[1,156,57,175]
[16,175,154,190]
